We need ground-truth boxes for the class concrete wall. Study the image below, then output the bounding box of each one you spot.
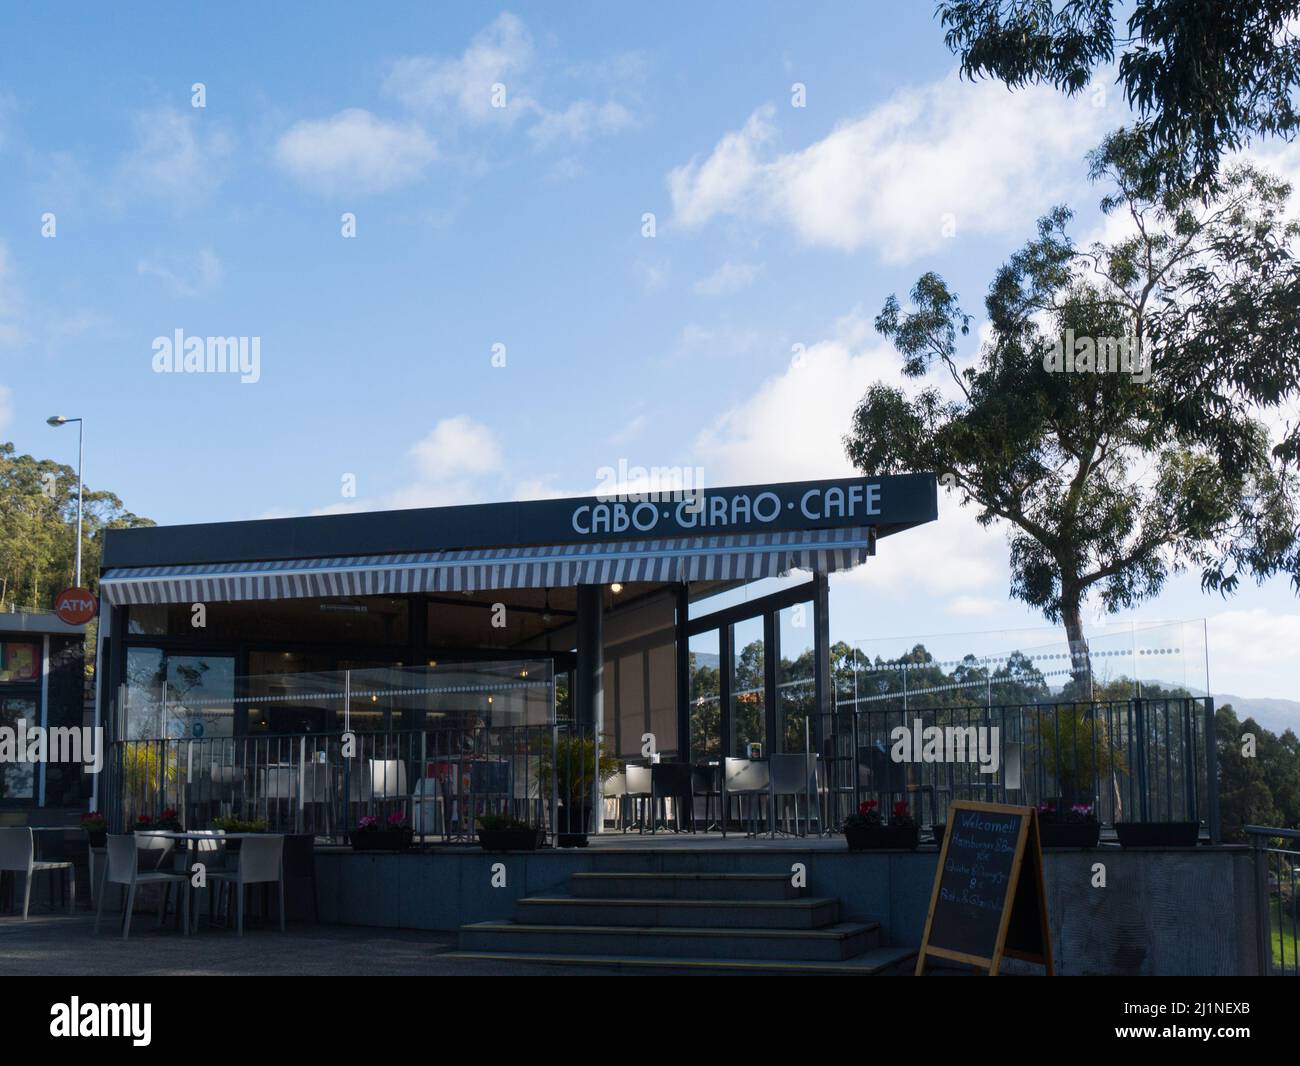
[311,844,1261,976]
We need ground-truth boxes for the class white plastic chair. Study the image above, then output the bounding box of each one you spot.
[624,765,653,834]
[723,757,771,838]
[0,827,75,919]
[94,833,189,939]
[208,835,285,936]
[602,771,626,831]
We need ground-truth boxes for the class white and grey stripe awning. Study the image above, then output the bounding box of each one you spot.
[99,527,874,606]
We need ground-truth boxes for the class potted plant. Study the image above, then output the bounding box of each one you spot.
[1115,820,1200,847]
[1036,704,1124,809]
[349,811,415,851]
[842,800,920,850]
[477,812,545,851]
[81,811,107,848]
[211,815,269,852]
[540,734,621,847]
[1037,802,1101,848]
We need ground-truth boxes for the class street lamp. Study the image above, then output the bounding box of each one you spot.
[46,415,84,587]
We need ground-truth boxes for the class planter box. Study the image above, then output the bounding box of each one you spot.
[845,824,920,851]
[1039,820,1101,848]
[477,828,545,851]
[349,829,414,852]
[1115,821,1199,848]
[84,830,106,849]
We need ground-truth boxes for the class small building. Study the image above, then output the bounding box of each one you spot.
[0,610,89,821]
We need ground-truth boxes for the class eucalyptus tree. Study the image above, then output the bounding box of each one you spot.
[845,136,1300,681]
[936,0,1300,197]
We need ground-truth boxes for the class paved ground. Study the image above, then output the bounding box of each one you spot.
[0,913,628,976]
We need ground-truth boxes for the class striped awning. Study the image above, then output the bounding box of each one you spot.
[98,527,874,606]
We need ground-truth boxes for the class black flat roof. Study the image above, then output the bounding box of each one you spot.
[102,473,938,570]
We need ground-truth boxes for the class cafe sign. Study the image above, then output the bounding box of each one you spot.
[571,480,884,537]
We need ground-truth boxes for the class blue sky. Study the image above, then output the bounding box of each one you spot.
[1,2,1297,700]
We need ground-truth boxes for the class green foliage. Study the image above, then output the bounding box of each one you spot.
[476,812,538,832]
[847,146,1300,675]
[211,816,269,833]
[540,733,621,804]
[1216,704,1300,841]
[937,1,1300,196]
[1035,703,1124,798]
[0,440,153,612]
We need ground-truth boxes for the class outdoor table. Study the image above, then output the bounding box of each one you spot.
[100,831,283,932]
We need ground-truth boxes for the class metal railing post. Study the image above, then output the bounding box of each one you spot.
[1204,697,1220,843]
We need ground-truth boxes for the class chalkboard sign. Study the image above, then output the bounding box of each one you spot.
[915,801,1052,975]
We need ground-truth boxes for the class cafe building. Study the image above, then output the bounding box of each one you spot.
[93,474,936,829]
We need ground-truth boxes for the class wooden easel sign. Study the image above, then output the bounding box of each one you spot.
[915,801,1053,976]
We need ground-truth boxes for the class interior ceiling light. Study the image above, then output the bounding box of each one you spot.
[610,583,623,594]
[541,588,553,623]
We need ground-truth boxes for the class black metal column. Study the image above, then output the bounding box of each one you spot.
[575,584,605,834]
[812,572,831,755]
[675,583,690,760]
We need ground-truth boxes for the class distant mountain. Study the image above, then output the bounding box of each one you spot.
[1212,695,1300,735]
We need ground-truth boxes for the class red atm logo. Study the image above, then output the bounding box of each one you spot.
[53,587,97,625]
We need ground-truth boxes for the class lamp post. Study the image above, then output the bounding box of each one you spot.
[46,415,84,587]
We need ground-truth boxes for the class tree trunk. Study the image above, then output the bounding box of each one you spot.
[1061,595,1093,697]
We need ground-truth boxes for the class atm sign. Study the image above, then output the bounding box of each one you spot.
[53,587,97,625]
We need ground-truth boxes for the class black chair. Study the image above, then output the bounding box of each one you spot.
[282,833,319,923]
[651,762,695,833]
[691,763,722,831]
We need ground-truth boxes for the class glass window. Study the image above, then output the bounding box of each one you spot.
[777,604,817,754]
[0,696,37,800]
[123,649,236,740]
[0,641,40,683]
[688,631,721,759]
[731,618,765,758]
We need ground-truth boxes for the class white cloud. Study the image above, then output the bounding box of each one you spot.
[384,12,535,123]
[274,108,436,194]
[669,75,1112,261]
[529,99,632,146]
[136,249,222,296]
[694,260,762,296]
[692,312,1009,598]
[692,317,896,483]
[409,415,504,480]
[116,109,232,208]
[1207,609,1300,696]
[946,595,1003,618]
[669,106,777,229]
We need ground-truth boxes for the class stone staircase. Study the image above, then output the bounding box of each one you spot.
[445,870,915,974]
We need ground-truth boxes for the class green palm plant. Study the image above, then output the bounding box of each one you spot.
[1036,704,1125,805]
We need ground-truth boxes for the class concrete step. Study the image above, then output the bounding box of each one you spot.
[516,895,840,929]
[442,945,917,976]
[458,920,879,961]
[569,871,800,900]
